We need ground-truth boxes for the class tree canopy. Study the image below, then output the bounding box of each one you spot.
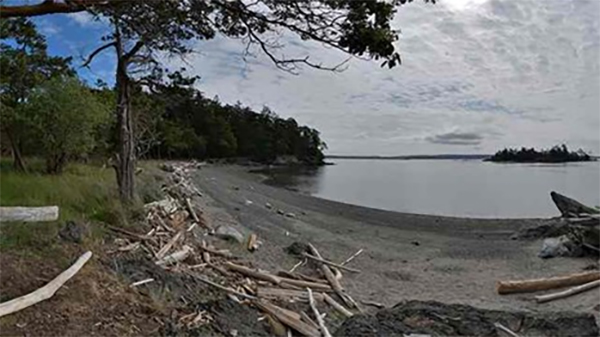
[487,145,593,163]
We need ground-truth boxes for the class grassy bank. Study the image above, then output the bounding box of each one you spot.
[0,158,164,252]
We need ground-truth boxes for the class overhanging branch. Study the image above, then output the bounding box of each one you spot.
[0,0,118,18]
[81,41,117,67]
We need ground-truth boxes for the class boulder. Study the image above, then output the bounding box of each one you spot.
[538,235,583,258]
[215,225,244,243]
[59,221,90,244]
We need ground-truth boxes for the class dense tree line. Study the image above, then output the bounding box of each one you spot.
[487,145,593,163]
[1,18,326,174]
[127,77,327,165]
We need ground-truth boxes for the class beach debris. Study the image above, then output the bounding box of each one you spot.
[535,279,600,303]
[411,240,420,246]
[215,225,244,243]
[494,322,521,337]
[265,202,273,209]
[247,233,259,252]
[496,271,600,295]
[361,300,385,309]
[302,253,360,273]
[245,200,253,206]
[285,242,310,257]
[0,206,59,222]
[130,278,155,288]
[308,288,331,337]
[0,251,92,318]
[340,248,364,266]
[106,161,368,336]
[538,235,582,258]
[550,191,599,217]
[277,209,285,215]
[285,212,296,218]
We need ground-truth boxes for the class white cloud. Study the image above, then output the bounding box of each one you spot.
[67,12,106,29]
[166,0,600,155]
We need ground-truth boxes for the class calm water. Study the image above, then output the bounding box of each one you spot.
[264,159,600,218]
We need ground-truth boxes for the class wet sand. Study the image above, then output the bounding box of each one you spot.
[191,164,599,317]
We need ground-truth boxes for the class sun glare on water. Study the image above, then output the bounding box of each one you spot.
[443,0,489,11]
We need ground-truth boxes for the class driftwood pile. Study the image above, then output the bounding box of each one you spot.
[110,161,363,337]
[496,192,600,307]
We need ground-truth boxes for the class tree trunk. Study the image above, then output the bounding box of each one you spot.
[5,128,26,172]
[115,58,135,202]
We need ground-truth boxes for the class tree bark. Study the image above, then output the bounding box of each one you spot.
[114,32,135,203]
[5,128,26,172]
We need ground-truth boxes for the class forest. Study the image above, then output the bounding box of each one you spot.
[1,18,326,175]
[486,145,593,163]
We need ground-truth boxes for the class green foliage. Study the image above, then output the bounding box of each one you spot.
[0,159,164,250]
[0,18,73,171]
[487,145,593,163]
[23,77,111,173]
[134,80,326,165]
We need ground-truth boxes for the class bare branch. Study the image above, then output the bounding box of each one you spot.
[81,41,117,68]
[0,0,122,18]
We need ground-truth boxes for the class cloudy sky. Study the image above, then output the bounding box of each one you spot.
[35,0,600,155]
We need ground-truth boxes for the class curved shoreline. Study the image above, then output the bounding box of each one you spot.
[191,164,596,317]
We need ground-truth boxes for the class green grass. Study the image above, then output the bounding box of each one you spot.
[0,158,165,252]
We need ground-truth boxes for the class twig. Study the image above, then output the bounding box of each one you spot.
[130,278,154,288]
[155,230,184,259]
[307,288,331,337]
[189,274,256,300]
[340,248,364,266]
[361,300,384,308]
[494,322,521,337]
[302,253,360,273]
[308,243,354,308]
[289,259,306,273]
[535,279,600,303]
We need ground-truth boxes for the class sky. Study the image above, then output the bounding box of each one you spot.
[31,0,600,155]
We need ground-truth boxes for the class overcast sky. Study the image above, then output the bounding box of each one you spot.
[37,0,600,155]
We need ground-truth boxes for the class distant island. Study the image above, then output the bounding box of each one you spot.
[326,154,490,160]
[486,145,594,163]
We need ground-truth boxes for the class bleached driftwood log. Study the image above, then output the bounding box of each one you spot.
[0,206,59,222]
[0,251,92,318]
[254,299,320,337]
[497,271,600,294]
[550,191,599,217]
[302,253,360,273]
[307,288,331,337]
[307,243,354,308]
[535,279,600,303]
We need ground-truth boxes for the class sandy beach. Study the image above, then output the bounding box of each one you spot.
[191,164,598,318]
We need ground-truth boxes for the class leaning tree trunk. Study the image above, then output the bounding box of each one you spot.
[114,57,135,202]
[5,128,26,172]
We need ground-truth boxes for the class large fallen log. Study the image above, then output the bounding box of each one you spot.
[535,279,600,303]
[0,251,92,317]
[550,191,599,217]
[0,206,59,222]
[497,271,600,294]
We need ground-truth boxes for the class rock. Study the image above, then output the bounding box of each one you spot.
[276,209,285,215]
[285,242,310,257]
[538,235,583,259]
[265,202,273,209]
[215,225,244,243]
[159,163,176,172]
[245,200,253,206]
[334,300,599,337]
[58,221,89,244]
[285,212,296,218]
[411,241,420,246]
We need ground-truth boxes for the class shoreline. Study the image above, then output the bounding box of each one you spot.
[191,164,598,318]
